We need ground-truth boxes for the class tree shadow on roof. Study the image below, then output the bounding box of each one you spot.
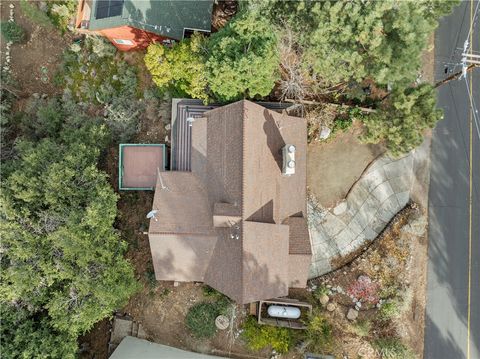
[263,109,285,172]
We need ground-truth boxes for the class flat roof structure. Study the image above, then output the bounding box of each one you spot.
[119,144,166,190]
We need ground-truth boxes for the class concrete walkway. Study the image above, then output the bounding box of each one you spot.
[308,150,421,278]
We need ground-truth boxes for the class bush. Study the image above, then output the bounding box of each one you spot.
[1,21,26,43]
[145,33,209,103]
[47,0,77,32]
[145,8,280,103]
[59,36,139,105]
[305,312,334,354]
[19,97,65,140]
[373,338,415,359]
[378,300,400,321]
[242,316,294,354]
[350,319,371,338]
[332,117,353,133]
[347,275,379,305]
[185,302,219,338]
[312,285,330,301]
[103,97,141,143]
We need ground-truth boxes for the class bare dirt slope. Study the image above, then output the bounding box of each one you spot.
[307,124,384,208]
[1,1,72,98]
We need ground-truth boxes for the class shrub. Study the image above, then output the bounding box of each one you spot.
[378,300,400,321]
[59,36,139,105]
[144,266,157,289]
[242,316,293,354]
[373,338,415,359]
[47,0,77,32]
[350,319,371,338]
[0,70,16,161]
[202,285,230,301]
[1,21,26,43]
[347,275,379,304]
[145,33,209,102]
[185,302,219,338]
[313,285,330,301]
[103,97,141,143]
[305,312,334,354]
[19,97,65,140]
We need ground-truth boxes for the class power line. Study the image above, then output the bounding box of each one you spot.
[464,76,480,141]
[464,0,480,52]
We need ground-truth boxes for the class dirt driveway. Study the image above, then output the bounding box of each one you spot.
[307,124,384,208]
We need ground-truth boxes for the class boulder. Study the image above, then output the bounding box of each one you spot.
[347,308,359,321]
[319,126,331,140]
[319,294,329,305]
[333,201,348,215]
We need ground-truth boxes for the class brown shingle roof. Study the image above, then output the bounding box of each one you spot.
[148,100,311,303]
[149,172,214,235]
[241,221,290,303]
[283,217,312,255]
[149,233,217,282]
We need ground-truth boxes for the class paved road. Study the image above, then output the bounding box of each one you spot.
[425,1,480,359]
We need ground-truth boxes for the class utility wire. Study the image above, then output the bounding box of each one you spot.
[464,76,480,141]
[464,0,480,53]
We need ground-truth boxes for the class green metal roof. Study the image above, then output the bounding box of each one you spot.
[88,0,213,40]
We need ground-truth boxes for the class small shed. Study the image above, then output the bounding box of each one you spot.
[118,144,166,190]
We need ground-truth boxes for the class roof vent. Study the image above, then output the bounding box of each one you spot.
[282,144,296,176]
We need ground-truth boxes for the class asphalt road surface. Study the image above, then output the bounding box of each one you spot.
[425,1,480,359]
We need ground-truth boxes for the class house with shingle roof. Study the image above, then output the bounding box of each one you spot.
[75,0,213,50]
[148,100,311,304]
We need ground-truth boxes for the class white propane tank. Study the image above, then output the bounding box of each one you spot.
[267,305,301,319]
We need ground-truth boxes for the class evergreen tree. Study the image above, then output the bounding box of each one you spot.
[206,9,280,102]
[0,303,77,359]
[361,84,442,157]
[145,33,209,102]
[258,0,459,86]
[0,100,138,357]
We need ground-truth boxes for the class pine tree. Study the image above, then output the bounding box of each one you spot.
[258,0,459,87]
[0,100,138,357]
[361,84,442,157]
[206,9,280,102]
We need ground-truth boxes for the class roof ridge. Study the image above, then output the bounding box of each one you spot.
[240,100,246,302]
